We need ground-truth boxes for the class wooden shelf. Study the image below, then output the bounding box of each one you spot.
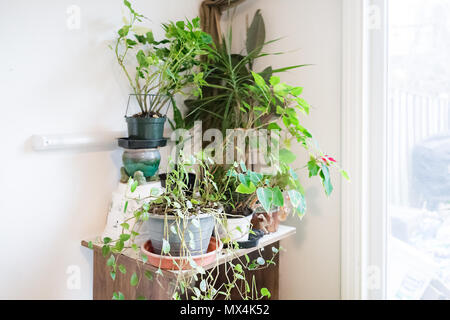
[81,225,295,299]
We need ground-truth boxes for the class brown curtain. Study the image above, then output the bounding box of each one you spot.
[199,0,246,46]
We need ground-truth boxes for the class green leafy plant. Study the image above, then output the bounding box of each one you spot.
[114,0,212,118]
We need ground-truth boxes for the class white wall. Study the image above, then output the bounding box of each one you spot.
[226,0,343,299]
[0,0,202,299]
[0,0,342,299]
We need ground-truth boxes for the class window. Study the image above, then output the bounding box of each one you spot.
[386,0,450,300]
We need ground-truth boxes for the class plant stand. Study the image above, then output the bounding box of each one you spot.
[81,225,295,300]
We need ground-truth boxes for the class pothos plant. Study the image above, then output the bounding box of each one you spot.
[114,0,211,119]
[228,71,349,217]
[88,153,281,300]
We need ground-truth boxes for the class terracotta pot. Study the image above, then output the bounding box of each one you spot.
[141,237,222,270]
[251,207,282,234]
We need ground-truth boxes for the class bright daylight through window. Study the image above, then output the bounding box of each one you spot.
[387,0,450,300]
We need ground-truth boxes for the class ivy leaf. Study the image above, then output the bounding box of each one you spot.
[200,279,207,292]
[112,291,124,300]
[130,272,138,286]
[110,271,116,281]
[261,288,271,299]
[256,187,273,213]
[162,239,171,254]
[144,270,153,281]
[256,257,265,265]
[102,245,110,258]
[106,255,115,267]
[118,264,126,274]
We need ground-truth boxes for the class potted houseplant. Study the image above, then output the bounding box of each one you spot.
[184,10,348,232]
[140,152,226,258]
[114,1,212,140]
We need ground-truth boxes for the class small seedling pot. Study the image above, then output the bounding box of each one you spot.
[126,116,166,140]
[217,214,253,242]
[144,213,215,256]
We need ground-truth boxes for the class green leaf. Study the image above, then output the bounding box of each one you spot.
[279,148,296,164]
[269,76,280,86]
[112,291,124,300]
[291,87,303,96]
[162,239,170,254]
[320,165,333,196]
[307,157,320,177]
[118,264,126,274]
[200,279,207,292]
[103,237,112,244]
[87,241,93,249]
[236,182,256,194]
[146,31,154,43]
[144,270,153,281]
[246,9,265,55]
[120,223,129,230]
[261,287,271,299]
[252,71,267,88]
[110,271,116,281]
[123,201,128,213]
[137,295,146,300]
[267,122,282,131]
[234,264,243,273]
[114,240,124,252]
[272,187,284,207]
[256,187,273,213]
[340,169,350,181]
[141,254,148,264]
[107,255,115,267]
[102,245,110,258]
[130,180,139,192]
[118,25,130,37]
[288,189,306,215]
[130,272,138,286]
[119,234,130,242]
[256,257,265,265]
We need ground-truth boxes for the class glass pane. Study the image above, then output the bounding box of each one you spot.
[387,0,450,299]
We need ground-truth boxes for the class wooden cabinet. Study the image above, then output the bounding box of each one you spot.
[82,225,295,300]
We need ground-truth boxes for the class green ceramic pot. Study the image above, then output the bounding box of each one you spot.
[122,148,161,178]
[126,116,166,140]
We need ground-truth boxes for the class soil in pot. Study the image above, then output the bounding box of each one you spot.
[218,205,254,242]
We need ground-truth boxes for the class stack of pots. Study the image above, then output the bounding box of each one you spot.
[118,95,168,179]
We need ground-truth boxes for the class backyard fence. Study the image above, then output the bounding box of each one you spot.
[388,89,450,207]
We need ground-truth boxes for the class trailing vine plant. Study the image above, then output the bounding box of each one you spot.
[88,153,281,300]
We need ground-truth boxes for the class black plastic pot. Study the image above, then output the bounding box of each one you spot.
[126,116,166,140]
[159,172,196,195]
